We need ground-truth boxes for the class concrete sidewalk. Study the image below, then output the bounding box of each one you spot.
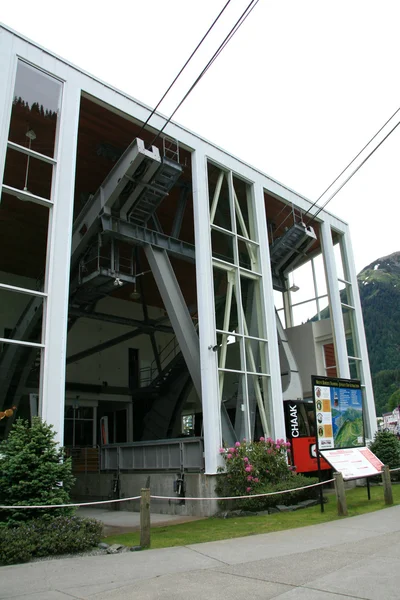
[3,505,400,599]
[76,507,204,536]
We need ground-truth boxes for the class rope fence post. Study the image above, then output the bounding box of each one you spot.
[381,465,393,506]
[334,471,347,516]
[140,487,151,548]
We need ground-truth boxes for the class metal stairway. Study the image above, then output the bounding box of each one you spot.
[270,221,317,289]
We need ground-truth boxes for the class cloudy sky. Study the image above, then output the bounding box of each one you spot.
[2,0,399,272]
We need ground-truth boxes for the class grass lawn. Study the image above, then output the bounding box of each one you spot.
[103,483,400,549]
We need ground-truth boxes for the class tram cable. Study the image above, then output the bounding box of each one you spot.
[140,0,233,133]
[149,0,260,147]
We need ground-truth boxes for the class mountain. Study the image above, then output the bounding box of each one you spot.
[357,251,400,415]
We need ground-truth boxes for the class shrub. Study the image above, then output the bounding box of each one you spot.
[369,431,400,473]
[0,417,75,524]
[0,516,103,565]
[215,437,318,511]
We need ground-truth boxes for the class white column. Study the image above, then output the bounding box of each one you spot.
[320,220,350,378]
[191,147,222,474]
[41,78,81,444]
[341,230,377,438]
[254,183,286,441]
[0,30,15,181]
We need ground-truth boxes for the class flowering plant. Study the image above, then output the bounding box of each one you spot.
[216,437,292,500]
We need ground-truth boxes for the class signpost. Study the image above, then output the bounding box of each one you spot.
[312,375,365,512]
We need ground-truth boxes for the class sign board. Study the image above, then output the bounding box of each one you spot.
[312,376,364,450]
[320,447,384,480]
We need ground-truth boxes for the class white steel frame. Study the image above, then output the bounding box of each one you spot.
[0,24,376,469]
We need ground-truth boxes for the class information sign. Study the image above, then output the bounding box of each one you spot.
[312,376,364,450]
[320,447,383,480]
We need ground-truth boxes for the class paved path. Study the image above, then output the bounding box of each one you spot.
[3,505,400,599]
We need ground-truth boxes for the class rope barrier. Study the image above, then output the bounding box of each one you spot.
[0,479,335,509]
[0,496,141,510]
[2,467,399,510]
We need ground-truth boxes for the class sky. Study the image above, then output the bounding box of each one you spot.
[2,0,399,273]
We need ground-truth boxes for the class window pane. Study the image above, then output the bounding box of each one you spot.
[3,147,53,200]
[0,343,42,416]
[208,164,232,230]
[216,332,243,371]
[211,228,234,263]
[213,267,239,331]
[244,338,269,374]
[238,238,259,271]
[0,193,49,288]
[233,176,255,241]
[0,288,43,343]
[240,275,264,338]
[9,61,61,158]
[292,299,317,326]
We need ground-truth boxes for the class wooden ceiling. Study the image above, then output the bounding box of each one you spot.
[1,94,324,310]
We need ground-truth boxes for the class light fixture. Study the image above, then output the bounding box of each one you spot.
[129,280,140,300]
[289,270,299,293]
[23,129,36,191]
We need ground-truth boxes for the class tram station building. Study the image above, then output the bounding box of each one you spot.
[0,24,376,513]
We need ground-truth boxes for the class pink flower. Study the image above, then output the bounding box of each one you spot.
[245,466,252,472]
[227,453,232,459]
[246,487,252,493]
[247,475,253,481]
[219,448,225,454]
[235,441,241,447]
[267,448,273,454]
[243,457,249,462]
[253,477,259,483]
[229,447,235,453]
[276,445,281,451]
[265,469,269,473]
[286,441,291,448]
[259,436,265,442]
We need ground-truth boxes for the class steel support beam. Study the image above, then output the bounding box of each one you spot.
[67,308,173,334]
[66,328,144,365]
[144,246,201,397]
[71,139,161,268]
[100,215,196,262]
[171,184,189,239]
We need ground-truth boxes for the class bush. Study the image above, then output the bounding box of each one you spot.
[0,417,75,524]
[238,475,319,512]
[369,431,400,474]
[215,437,319,511]
[0,516,103,565]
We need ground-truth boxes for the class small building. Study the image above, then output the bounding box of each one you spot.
[0,24,376,514]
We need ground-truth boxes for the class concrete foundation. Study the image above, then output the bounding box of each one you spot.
[72,472,219,517]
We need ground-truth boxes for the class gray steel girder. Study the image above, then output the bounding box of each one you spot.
[144,246,201,397]
[71,139,161,268]
[100,214,196,262]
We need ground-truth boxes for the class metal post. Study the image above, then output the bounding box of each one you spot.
[333,471,348,516]
[140,487,151,548]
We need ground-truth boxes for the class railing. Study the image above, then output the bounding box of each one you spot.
[140,335,180,387]
[65,446,100,474]
[101,437,204,472]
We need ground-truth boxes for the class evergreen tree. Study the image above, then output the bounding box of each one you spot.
[0,418,75,524]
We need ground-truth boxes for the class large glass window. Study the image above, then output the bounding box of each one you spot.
[208,162,271,442]
[0,60,62,434]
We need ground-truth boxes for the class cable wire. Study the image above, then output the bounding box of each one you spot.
[307,118,400,223]
[149,0,260,147]
[302,105,400,221]
[140,0,233,133]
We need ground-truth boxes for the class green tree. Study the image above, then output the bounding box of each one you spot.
[388,389,400,412]
[369,431,400,470]
[0,418,75,524]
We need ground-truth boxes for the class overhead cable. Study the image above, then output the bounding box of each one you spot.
[140,0,232,133]
[276,104,400,232]
[150,0,260,146]
[302,105,400,222]
[307,118,400,223]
